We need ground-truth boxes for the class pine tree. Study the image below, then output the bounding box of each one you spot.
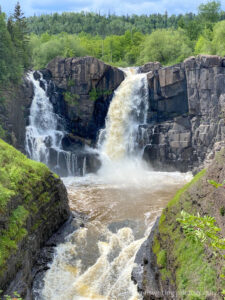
[8,2,30,70]
[0,12,16,86]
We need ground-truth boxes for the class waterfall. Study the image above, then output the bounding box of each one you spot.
[100,68,149,160]
[97,68,150,184]
[25,72,86,177]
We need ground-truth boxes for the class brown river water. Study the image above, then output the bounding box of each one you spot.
[37,168,192,300]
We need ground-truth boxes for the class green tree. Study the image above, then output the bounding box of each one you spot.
[138,28,193,66]
[0,12,19,85]
[198,1,221,23]
[211,20,225,56]
[10,2,30,68]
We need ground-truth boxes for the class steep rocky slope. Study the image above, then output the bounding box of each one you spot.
[133,150,225,299]
[0,139,70,298]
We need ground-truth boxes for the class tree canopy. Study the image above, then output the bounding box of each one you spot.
[1,1,225,80]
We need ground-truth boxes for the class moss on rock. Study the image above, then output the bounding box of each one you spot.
[152,167,224,299]
[0,139,70,296]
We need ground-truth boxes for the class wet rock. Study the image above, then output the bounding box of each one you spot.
[132,218,167,299]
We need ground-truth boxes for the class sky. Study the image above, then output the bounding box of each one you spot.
[1,0,225,17]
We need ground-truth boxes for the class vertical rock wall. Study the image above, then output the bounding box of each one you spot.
[142,55,225,172]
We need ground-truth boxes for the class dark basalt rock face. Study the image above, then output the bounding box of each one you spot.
[29,57,123,176]
[44,56,124,143]
[140,55,225,172]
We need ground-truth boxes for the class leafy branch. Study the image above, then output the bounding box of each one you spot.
[177,210,225,253]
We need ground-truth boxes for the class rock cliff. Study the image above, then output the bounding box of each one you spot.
[0,139,70,299]
[43,56,124,143]
[133,150,225,299]
[141,55,225,172]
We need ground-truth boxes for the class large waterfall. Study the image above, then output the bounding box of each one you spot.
[97,68,150,185]
[33,68,192,300]
[25,72,87,176]
[100,68,149,160]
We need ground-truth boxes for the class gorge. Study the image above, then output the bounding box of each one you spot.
[1,54,225,299]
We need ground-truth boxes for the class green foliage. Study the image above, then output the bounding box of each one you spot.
[154,169,220,298]
[89,88,98,101]
[0,291,23,300]
[177,211,225,252]
[177,210,225,298]
[89,88,112,101]
[0,3,30,89]
[0,138,58,273]
[0,1,225,75]
[207,179,225,188]
[25,5,225,37]
[30,33,87,69]
[138,28,193,66]
[157,250,167,268]
[176,175,225,297]
[198,1,221,23]
[211,20,225,56]
[0,206,29,269]
[63,91,80,106]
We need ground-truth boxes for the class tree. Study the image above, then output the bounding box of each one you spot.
[198,1,221,23]
[211,20,225,56]
[0,12,19,85]
[138,29,193,66]
[9,2,30,69]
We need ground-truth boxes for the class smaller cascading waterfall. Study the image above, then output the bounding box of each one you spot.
[25,72,86,176]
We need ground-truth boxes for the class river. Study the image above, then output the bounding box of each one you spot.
[26,68,192,299]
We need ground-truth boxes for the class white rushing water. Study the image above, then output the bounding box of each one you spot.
[99,68,149,160]
[25,72,64,164]
[33,68,192,300]
[25,72,87,176]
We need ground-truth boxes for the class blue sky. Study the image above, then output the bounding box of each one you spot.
[1,0,225,17]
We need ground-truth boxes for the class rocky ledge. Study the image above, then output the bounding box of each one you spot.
[0,139,70,299]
